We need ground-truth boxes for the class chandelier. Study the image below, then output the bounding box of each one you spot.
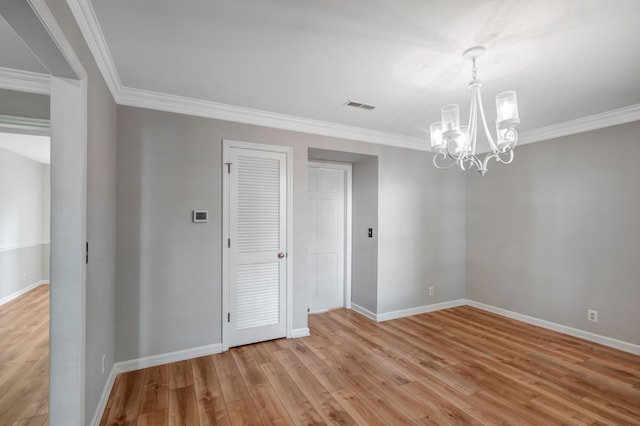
[430,46,519,175]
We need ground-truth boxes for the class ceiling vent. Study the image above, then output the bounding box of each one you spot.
[345,100,376,110]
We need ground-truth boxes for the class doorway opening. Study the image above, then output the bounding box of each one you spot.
[0,125,51,424]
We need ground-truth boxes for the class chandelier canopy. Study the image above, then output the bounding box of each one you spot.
[430,46,519,175]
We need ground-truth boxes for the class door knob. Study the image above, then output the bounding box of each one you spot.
[277,252,286,259]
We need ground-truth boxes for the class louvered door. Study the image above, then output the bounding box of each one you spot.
[227,146,287,347]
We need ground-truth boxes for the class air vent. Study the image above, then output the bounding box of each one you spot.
[345,100,377,111]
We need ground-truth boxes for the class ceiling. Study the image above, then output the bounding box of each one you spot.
[87,0,640,146]
[0,132,50,164]
[0,14,47,74]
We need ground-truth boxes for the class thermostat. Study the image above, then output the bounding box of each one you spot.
[192,210,208,223]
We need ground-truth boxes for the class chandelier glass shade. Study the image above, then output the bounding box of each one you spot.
[430,46,520,175]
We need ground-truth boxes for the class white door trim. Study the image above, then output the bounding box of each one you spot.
[222,140,293,351]
[18,1,89,424]
[308,161,352,309]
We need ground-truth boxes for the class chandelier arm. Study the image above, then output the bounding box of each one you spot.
[461,154,482,172]
[475,87,499,151]
[481,152,497,172]
[495,149,515,164]
[467,86,477,155]
[432,151,457,169]
[498,129,519,153]
[444,137,465,162]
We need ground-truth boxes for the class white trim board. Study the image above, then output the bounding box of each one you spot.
[466,300,640,356]
[377,299,467,322]
[518,104,640,146]
[351,300,467,322]
[0,241,50,253]
[113,343,224,374]
[0,280,49,306]
[0,67,50,94]
[350,303,378,321]
[89,366,117,426]
[0,115,50,133]
[291,328,311,338]
[66,0,640,153]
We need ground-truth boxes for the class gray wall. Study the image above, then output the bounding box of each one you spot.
[0,146,49,300]
[466,120,640,345]
[43,0,119,422]
[0,88,50,119]
[351,156,379,312]
[116,105,467,362]
[377,146,466,313]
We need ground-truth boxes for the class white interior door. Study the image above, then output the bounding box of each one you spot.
[226,145,288,347]
[308,164,346,312]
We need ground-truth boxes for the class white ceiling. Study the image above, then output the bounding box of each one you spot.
[87,0,640,143]
[0,14,47,74]
[0,132,50,164]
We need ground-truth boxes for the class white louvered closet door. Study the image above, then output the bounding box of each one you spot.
[228,147,287,347]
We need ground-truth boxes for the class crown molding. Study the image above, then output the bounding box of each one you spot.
[0,114,50,134]
[118,86,429,150]
[67,0,640,152]
[518,103,640,145]
[66,0,121,97]
[0,67,50,94]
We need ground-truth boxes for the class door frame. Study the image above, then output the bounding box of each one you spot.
[222,139,293,351]
[308,161,352,309]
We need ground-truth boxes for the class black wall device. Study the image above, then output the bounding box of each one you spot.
[192,210,208,223]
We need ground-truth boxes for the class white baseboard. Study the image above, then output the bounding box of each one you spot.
[350,303,377,321]
[377,299,467,322]
[114,342,223,375]
[466,300,640,356]
[291,327,310,338]
[0,280,49,306]
[89,366,117,426]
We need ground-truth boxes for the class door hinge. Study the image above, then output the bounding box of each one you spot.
[227,312,231,323]
[225,162,232,174]
[227,238,231,248]
[86,241,89,264]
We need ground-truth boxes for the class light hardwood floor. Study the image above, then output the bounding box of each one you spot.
[0,285,49,426]
[101,306,640,425]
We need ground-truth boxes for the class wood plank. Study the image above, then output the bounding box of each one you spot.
[139,365,169,414]
[191,356,231,426]
[168,384,199,426]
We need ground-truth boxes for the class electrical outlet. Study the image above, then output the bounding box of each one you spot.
[23,272,27,281]
[101,354,106,375]
[429,286,435,296]
[588,309,598,322]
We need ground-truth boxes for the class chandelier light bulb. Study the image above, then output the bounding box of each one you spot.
[429,122,444,151]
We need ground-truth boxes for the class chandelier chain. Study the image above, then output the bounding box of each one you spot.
[472,57,477,80]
